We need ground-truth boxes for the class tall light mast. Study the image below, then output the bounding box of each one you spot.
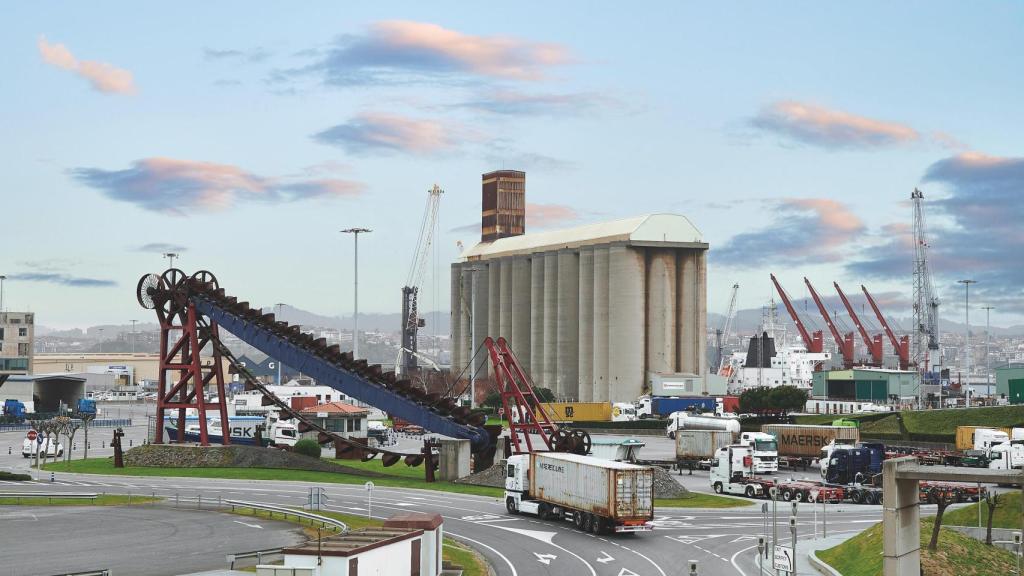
[399,184,444,376]
[912,189,941,372]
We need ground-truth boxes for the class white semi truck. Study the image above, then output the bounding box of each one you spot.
[504,452,654,533]
[737,431,779,473]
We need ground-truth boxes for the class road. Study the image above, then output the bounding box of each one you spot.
[0,504,304,576]
[0,471,903,576]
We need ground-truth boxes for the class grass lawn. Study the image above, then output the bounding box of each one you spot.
[327,457,430,480]
[902,405,1024,439]
[945,491,1023,529]
[0,494,159,506]
[818,518,1016,576]
[656,492,753,508]
[230,507,488,576]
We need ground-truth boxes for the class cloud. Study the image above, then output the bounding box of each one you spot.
[451,89,606,116]
[313,113,459,155]
[715,198,865,265]
[8,272,116,288]
[527,203,580,229]
[71,157,364,216]
[847,152,1024,313]
[204,47,270,63]
[292,20,571,85]
[449,222,481,234]
[37,36,135,94]
[749,101,919,149]
[136,243,187,253]
[483,152,577,172]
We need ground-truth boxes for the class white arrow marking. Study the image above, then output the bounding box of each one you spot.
[534,553,557,565]
[233,520,263,529]
[489,525,558,544]
[617,568,639,576]
[596,551,615,564]
[730,535,758,543]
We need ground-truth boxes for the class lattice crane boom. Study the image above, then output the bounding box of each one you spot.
[715,283,740,372]
[804,277,855,367]
[835,281,884,366]
[912,188,940,370]
[862,285,911,370]
[400,184,444,376]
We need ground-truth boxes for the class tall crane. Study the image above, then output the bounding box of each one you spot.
[804,277,855,368]
[715,283,740,373]
[912,188,940,372]
[835,282,884,366]
[399,184,444,377]
[862,285,911,370]
[770,274,824,353]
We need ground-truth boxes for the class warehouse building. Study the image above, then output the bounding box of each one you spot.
[811,368,922,403]
[0,311,34,385]
[996,364,1024,403]
[451,213,708,404]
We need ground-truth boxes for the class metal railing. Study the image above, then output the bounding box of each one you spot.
[224,499,348,533]
[226,548,284,570]
[0,492,98,504]
[48,570,111,576]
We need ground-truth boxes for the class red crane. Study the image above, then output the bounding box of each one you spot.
[804,277,856,368]
[770,274,824,353]
[862,286,911,370]
[834,282,884,366]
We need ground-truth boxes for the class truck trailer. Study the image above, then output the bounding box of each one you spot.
[675,430,737,472]
[504,452,654,533]
[636,395,716,419]
[762,424,860,469]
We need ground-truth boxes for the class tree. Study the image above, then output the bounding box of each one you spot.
[293,438,322,458]
[768,386,809,414]
[483,392,502,410]
[983,492,1001,545]
[81,413,96,460]
[738,387,772,414]
[926,488,958,552]
[532,387,555,403]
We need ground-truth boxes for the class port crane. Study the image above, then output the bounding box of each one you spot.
[862,285,911,370]
[834,282,884,366]
[399,184,444,377]
[771,274,824,354]
[805,277,855,368]
[715,283,740,374]
[912,188,941,372]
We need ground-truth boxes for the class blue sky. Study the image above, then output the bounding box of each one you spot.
[3,2,1023,328]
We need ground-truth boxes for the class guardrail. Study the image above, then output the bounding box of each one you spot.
[0,418,132,432]
[224,499,348,534]
[0,492,98,504]
[226,548,284,570]
[48,570,111,576]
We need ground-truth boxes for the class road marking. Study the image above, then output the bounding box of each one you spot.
[617,569,639,576]
[534,553,557,565]
[445,531,518,576]
[730,535,759,543]
[233,520,264,529]
[596,551,615,564]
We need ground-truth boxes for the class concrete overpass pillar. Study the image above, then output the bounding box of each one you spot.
[437,439,470,481]
[882,456,921,576]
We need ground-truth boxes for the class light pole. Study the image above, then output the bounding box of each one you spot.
[959,280,976,407]
[130,320,138,354]
[341,228,371,359]
[0,274,6,312]
[275,303,286,384]
[982,306,994,397]
[162,252,179,269]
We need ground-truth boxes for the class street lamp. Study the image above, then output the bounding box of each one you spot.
[982,306,994,397]
[275,303,286,384]
[130,320,138,354]
[958,280,976,407]
[0,274,6,312]
[162,253,179,269]
[341,228,371,359]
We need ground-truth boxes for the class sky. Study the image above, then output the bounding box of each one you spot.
[3,2,1024,329]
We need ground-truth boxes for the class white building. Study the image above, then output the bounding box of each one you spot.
[0,312,34,383]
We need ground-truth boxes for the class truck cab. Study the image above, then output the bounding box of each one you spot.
[987,443,1024,471]
[709,445,764,498]
[737,432,779,473]
[973,428,1010,451]
[270,420,298,447]
[504,454,540,515]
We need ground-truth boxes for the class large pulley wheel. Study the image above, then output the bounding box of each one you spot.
[162,268,187,290]
[136,273,162,309]
[570,429,592,455]
[190,270,218,291]
[551,429,571,452]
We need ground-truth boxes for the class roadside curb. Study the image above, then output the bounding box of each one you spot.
[808,549,843,576]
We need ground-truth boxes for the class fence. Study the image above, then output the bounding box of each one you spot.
[0,419,132,433]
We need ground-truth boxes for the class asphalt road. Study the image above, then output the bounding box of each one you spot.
[0,504,304,576]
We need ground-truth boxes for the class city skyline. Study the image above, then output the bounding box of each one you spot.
[4,3,1023,328]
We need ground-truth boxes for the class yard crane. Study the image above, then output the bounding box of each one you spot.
[715,283,739,374]
[805,277,856,368]
[862,285,911,370]
[398,184,444,377]
[912,188,941,373]
[834,281,884,366]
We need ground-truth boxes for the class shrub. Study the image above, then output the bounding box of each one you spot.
[0,471,31,481]
[292,439,322,458]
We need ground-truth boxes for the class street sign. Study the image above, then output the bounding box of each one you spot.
[26,430,37,441]
[773,546,795,572]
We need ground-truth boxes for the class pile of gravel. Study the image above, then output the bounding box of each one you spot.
[454,460,506,487]
[454,458,689,499]
[124,444,388,477]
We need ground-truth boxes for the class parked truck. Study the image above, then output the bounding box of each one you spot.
[666,412,740,439]
[538,402,637,423]
[76,398,97,415]
[635,395,716,419]
[710,444,844,502]
[3,399,27,420]
[762,424,860,469]
[737,431,780,473]
[955,426,1011,451]
[504,452,654,533]
[675,430,737,472]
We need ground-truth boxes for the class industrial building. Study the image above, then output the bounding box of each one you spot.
[0,312,34,383]
[811,368,922,402]
[0,373,86,412]
[996,364,1024,403]
[451,213,708,404]
[32,353,231,386]
[481,170,526,242]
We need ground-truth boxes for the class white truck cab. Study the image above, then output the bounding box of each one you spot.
[710,445,764,498]
[737,432,779,473]
[270,420,298,447]
[974,428,1010,451]
[987,443,1024,470]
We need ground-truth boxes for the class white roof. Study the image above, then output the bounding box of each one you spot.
[460,213,704,260]
[536,451,651,470]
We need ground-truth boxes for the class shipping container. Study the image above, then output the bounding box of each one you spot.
[538,402,612,422]
[676,430,737,461]
[761,424,860,459]
[505,452,654,533]
[955,426,1013,451]
[290,396,318,411]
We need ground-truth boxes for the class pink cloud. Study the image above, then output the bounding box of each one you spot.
[38,36,136,94]
[527,203,580,229]
[72,157,363,215]
[314,113,461,155]
[752,101,919,149]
